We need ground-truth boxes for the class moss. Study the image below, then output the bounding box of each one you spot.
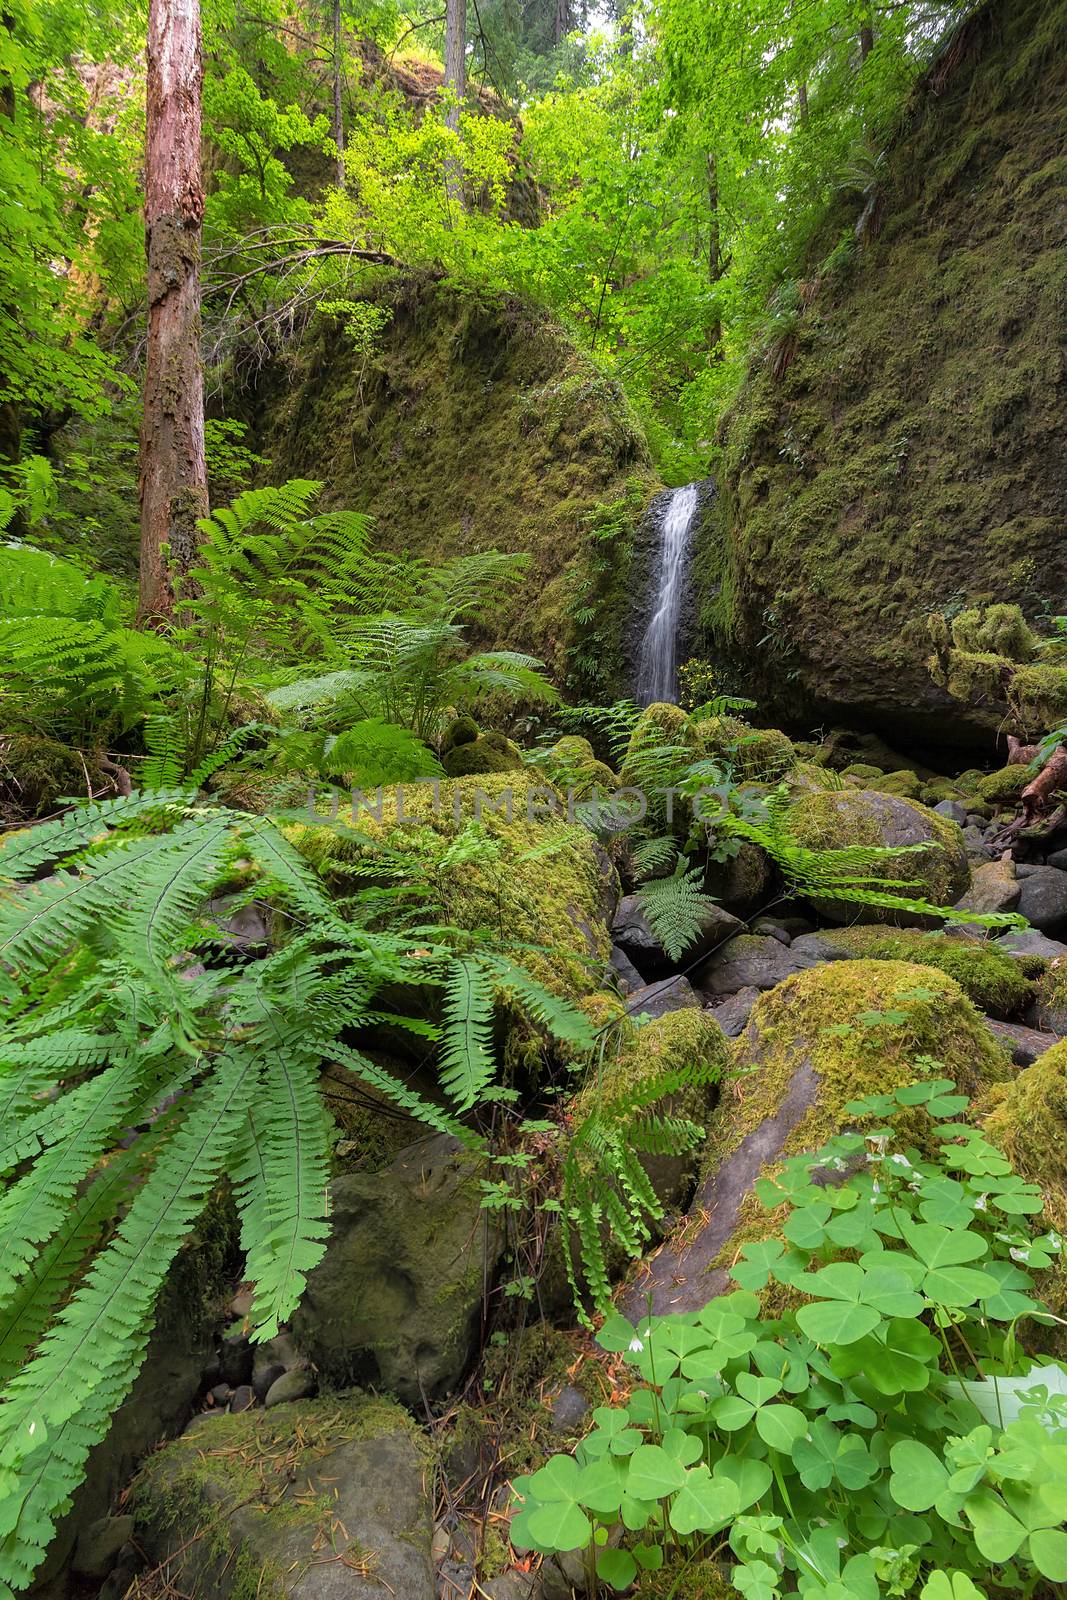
[618,703,697,787]
[1034,957,1067,1030]
[976,764,1030,804]
[441,737,523,777]
[786,788,969,920]
[951,602,1038,660]
[573,1006,727,1129]
[691,716,796,782]
[441,715,479,753]
[821,925,1034,1016]
[874,768,923,800]
[701,0,1067,739]
[0,734,99,820]
[637,1556,735,1598]
[320,1061,419,1172]
[535,735,617,795]
[287,773,612,999]
[1009,661,1067,732]
[981,1041,1067,1257]
[249,276,659,688]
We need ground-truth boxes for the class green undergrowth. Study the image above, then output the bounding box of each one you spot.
[817,926,1036,1017]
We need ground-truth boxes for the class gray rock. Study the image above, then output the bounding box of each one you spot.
[962,825,994,860]
[934,800,969,825]
[790,931,855,962]
[252,1331,299,1388]
[608,943,643,995]
[698,935,818,998]
[1048,847,1067,871]
[626,975,699,1020]
[252,1362,286,1402]
[229,1385,254,1413]
[708,986,761,1039]
[983,1018,1061,1067]
[293,1134,503,1404]
[209,1383,231,1406]
[72,1516,135,1580]
[995,929,1067,962]
[265,1366,317,1408]
[954,858,1021,918]
[1016,868,1067,935]
[219,1336,252,1388]
[549,1384,590,1435]
[481,1574,542,1600]
[751,918,792,945]
[206,895,270,952]
[611,893,744,974]
[135,1399,434,1600]
[1016,863,1044,878]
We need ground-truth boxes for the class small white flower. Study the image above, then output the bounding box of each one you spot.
[872,1180,881,1196]
[1010,1246,1031,1264]
[628,1335,644,1353]
[974,1195,988,1211]
[1049,1231,1063,1251]
[889,1153,912,1169]
[867,1133,889,1155]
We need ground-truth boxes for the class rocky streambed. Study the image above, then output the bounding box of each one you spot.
[49,710,1067,1600]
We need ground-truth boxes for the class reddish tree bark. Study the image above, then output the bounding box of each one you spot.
[137,0,208,624]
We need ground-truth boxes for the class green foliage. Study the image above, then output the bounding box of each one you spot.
[636,858,718,963]
[515,1081,1067,1596]
[0,545,180,744]
[0,791,597,1591]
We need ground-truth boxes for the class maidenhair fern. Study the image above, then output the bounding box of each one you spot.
[0,793,596,1592]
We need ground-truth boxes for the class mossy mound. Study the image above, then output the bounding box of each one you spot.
[691,715,797,783]
[787,788,969,922]
[440,735,523,777]
[1034,958,1067,1035]
[812,925,1034,1017]
[976,764,1030,805]
[440,715,479,753]
[702,0,1067,740]
[0,734,100,820]
[618,702,698,787]
[247,274,660,688]
[287,773,614,1000]
[982,1040,1067,1227]
[637,1558,734,1599]
[535,734,617,794]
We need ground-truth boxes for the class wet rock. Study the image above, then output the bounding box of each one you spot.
[934,799,969,825]
[209,1384,231,1407]
[219,1335,253,1388]
[954,858,1021,917]
[1048,846,1067,871]
[697,934,818,998]
[751,917,792,944]
[228,1385,254,1413]
[265,1366,317,1408]
[608,943,643,995]
[611,893,744,976]
[134,1397,434,1600]
[1016,868,1067,935]
[626,974,699,1020]
[293,1134,503,1404]
[252,1331,300,1387]
[708,985,761,1039]
[72,1516,135,1580]
[983,1018,1061,1067]
[206,895,270,953]
[702,840,774,918]
[995,929,1067,962]
[962,825,994,861]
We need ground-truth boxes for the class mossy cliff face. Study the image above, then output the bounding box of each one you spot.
[704,0,1067,742]
[248,274,659,687]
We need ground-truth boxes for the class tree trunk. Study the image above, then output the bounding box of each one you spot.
[554,0,570,47]
[138,0,208,624]
[443,0,467,131]
[705,152,722,354]
[331,0,345,185]
[797,80,809,120]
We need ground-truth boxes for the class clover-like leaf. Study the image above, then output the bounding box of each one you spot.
[668,1462,738,1535]
[831,1317,939,1395]
[889,1440,951,1512]
[596,1548,638,1591]
[522,1455,592,1551]
[626,1443,688,1501]
[920,1571,986,1600]
[755,1402,808,1453]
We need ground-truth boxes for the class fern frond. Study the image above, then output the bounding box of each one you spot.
[439,959,497,1111]
[0,790,192,882]
[478,954,597,1056]
[325,1041,479,1146]
[636,860,718,962]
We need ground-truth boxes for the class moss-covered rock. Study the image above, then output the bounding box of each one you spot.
[951,603,1038,660]
[293,1133,503,1403]
[983,1040,1067,1226]
[976,764,1030,805]
[441,735,523,777]
[287,773,614,1000]
[535,734,617,794]
[572,1006,728,1212]
[797,925,1035,1017]
[691,715,797,783]
[247,275,660,689]
[618,702,697,788]
[701,0,1067,740]
[133,1395,432,1600]
[441,715,480,753]
[786,788,969,922]
[1033,957,1067,1036]
[0,734,100,820]
[624,961,1011,1318]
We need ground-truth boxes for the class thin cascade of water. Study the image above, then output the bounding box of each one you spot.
[634,481,701,707]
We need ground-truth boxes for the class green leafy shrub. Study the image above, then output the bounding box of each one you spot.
[513,1081,1067,1597]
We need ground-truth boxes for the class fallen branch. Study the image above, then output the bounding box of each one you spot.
[989,742,1067,848]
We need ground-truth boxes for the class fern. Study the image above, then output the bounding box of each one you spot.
[439,959,497,1110]
[636,859,719,961]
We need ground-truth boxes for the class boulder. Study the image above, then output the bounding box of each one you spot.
[610,892,744,978]
[701,841,775,918]
[708,986,761,1039]
[265,1367,318,1408]
[1049,846,1067,871]
[934,799,969,825]
[983,1018,1062,1068]
[995,928,1067,963]
[133,1397,434,1600]
[623,960,1011,1318]
[72,1517,135,1581]
[696,934,819,997]
[786,789,969,923]
[293,1134,503,1403]
[1016,868,1067,935]
[626,974,701,1020]
[792,924,1033,1018]
[955,858,1021,917]
[607,942,643,995]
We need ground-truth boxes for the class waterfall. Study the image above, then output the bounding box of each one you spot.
[635,482,701,707]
